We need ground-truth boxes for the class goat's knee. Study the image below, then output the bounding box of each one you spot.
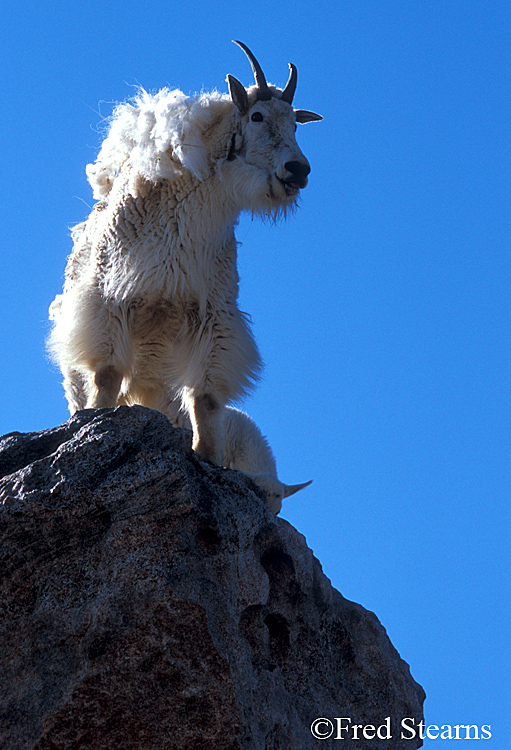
[87,365,123,408]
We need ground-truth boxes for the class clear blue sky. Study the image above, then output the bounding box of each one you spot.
[1,1,509,744]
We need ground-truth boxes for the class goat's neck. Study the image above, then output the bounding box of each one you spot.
[158,170,240,254]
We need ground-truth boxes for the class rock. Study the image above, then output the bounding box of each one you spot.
[0,405,425,749]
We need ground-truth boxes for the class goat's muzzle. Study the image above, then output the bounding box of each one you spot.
[283,160,311,190]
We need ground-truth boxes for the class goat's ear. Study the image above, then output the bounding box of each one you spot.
[227,74,249,115]
[295,109,323,124]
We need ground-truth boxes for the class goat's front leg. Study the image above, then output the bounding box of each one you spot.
[62,368,89,413]
[186,392,226,466]
[87,365,123,409]
[180,304,261,466]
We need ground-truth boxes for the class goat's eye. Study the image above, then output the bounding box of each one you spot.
[251,112,264,122]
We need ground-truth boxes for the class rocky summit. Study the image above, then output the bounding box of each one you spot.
[0,405,425,749]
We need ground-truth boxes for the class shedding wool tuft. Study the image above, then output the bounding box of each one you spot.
[86,88,231,199]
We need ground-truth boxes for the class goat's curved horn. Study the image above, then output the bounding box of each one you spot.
[281,63,297,105]
[282,479,313,498]
[233,40,271,101]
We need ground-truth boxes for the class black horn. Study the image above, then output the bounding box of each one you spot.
[232,40,271,101]
[281,63,297,105]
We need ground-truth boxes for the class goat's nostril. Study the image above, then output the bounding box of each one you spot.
[285,160,311,180]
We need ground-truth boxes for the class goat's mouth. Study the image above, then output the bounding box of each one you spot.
[277,177,306,196]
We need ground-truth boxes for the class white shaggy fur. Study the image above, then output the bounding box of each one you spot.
[170,404,311,514]
[223,406,312,514]
[48,43,320,509]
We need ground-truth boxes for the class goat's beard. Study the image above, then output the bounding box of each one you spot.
[254,200,298,225]
[248,173,299,221]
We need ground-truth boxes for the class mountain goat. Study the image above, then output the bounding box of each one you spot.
[222,406,312,514]
[48,41,320,507]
